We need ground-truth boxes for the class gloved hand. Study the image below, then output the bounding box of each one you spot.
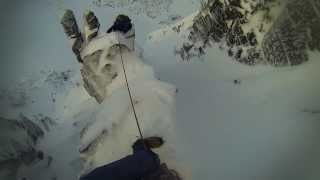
[61,9,100,63]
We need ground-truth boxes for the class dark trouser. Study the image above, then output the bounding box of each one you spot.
[80,141,160,180]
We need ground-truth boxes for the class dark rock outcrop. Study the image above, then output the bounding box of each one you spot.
[177,0,320,66]
[262,0,320,66]
[177,0,263,64]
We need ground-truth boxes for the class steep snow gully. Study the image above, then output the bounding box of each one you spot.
[1,0,320,180]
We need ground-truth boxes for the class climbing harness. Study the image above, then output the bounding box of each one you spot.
[117,34,145,143]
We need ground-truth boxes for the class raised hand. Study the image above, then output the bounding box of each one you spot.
[61,9,100,63]
[60,10,136,103]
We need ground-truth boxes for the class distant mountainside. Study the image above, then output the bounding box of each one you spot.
[92,0,173,18]
[262,0,320,66]
[174,0,320,66]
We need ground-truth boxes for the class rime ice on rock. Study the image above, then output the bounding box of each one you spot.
[193,0,227,42]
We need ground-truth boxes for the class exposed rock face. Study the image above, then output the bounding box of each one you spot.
[176,0,320,66]
[262,0,320,66]
[177,0,264,64]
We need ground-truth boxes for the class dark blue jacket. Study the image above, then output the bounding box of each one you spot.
[80,143,160,180]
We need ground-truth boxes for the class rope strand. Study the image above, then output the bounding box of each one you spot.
[117,34,145,142]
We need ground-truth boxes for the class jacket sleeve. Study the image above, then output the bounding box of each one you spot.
[107,25,114,33]
[80,150,160,180]
[123,24,135,50]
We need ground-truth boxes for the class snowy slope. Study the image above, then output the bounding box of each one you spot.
[16,32,182,180]
[1,0,198,179]
[144,31,320,179]
[1,0,320,180]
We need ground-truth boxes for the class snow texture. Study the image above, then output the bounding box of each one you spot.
[74,31,181,177]
[92,0,173,18]
[1,0,320,180]
[0,116,46,180]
